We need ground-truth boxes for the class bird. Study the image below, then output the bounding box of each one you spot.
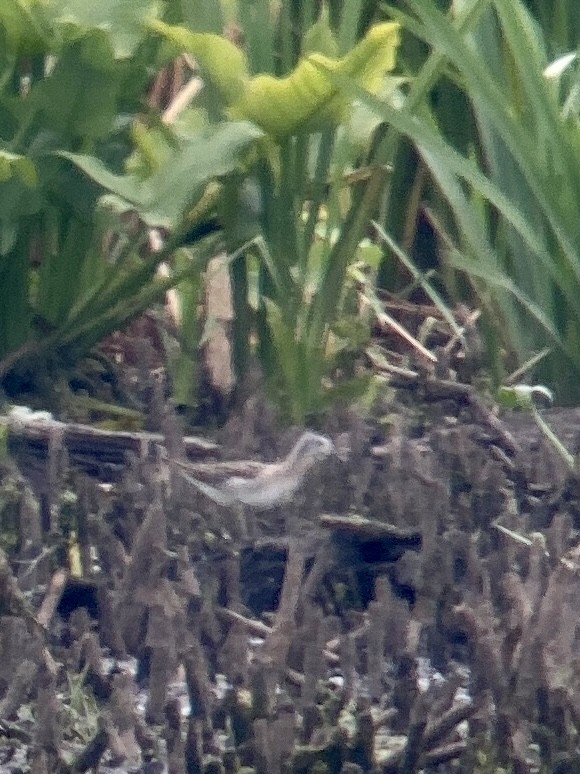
[172,431,340,510]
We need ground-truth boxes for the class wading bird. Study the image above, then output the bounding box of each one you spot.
[173,431,340,510]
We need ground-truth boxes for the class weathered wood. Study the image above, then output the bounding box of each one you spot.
[1,414,219,477]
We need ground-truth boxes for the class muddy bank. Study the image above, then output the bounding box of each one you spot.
[1,390,580,772]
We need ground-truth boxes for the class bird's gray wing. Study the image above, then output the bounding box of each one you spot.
[224,476,298,508]
[178,470,302,509]
[178,470,235,507]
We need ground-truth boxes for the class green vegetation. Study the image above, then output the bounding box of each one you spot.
[2,0,580,418]
[0,0,401,422]
[76,4,401,421]
[0,0,257,394]
[367,0,580,403]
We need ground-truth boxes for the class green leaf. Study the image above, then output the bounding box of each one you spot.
[149,20,249,105]
[60,121,264,228]
[178,0,223,33]
[153,19,399,139]
[302,3,339,58]
[499,383,572,468]
[497,384,553,410]
[0,0,53,56]
[307,164,389,351]
[232,22,400,138]
[51,0,160,59]
[263,298,304,422]
[33,36,121,141]
[238,0,275,73]
[167,248,204,408]
[0,151,37,187]
[36,216,95,326]
[0,175,44,256]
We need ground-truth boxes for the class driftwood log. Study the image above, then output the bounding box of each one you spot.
[1,414,219,478]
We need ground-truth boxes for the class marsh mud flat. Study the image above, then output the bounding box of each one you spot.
[1,390,580,773]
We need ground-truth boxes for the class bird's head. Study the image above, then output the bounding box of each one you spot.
[286,432,338,474]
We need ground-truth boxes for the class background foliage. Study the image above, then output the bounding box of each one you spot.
[148,2,400,422]
[0,0,257,398]
[0,0,401,424]
[372,0,580,403]
[2,0,580,417]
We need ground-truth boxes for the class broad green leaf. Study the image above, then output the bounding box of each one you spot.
[51,0,160,59]
[149,20,249,105]
[232,22,400,138]
[126,121,173,179]
[60,121,264,228]
[34,36,121,141]
[0,0,53,56]
[125,114,210,180]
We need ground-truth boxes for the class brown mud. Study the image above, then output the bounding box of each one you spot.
[2,384,580,773]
